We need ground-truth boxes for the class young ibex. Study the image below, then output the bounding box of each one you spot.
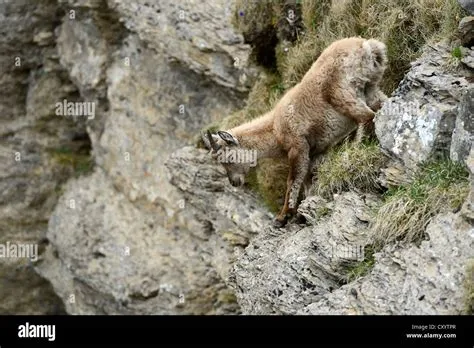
[203,37,388,227]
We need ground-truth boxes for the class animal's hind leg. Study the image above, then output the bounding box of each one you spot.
[303,154,323,198]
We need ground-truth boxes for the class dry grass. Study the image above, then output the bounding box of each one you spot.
[370,159,470,247]
[316,139,388,198]
[301,0,332,30]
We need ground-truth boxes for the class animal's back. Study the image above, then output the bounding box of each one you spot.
[303,37,366,80]
[274,37,367,152]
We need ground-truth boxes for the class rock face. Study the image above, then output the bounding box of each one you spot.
[375,42,473,169]
[0,0,83,315]
[298,212,473,315]
[37,145,272,314]
[30,0,258,314]
[458,0,474,14]
[300,144,473,315]
[1,0,257,314]
[37,169,240,314]
[451,89,474,163]
[228,192,380,314]
[461,145,474,222]
[106,0,259,92]
[459,16,474,46]
[165,37,473,315]
[165,147,473,315]
[165,146,273,284]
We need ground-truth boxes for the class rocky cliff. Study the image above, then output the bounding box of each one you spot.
[2,0,258,315]
[1,0,473,315]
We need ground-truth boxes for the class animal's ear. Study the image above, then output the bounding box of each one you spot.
[201,131,211,149]
[217,131,239,146]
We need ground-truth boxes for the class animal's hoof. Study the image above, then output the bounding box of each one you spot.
[273,218,287,228]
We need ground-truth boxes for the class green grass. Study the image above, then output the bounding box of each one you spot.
[445,44,464,70]
[370,159,470,246]
[315,205,331,219]
[48,146,94,177]
[343,245,376,283]
[316,139,388,198]
[451,46,463,59]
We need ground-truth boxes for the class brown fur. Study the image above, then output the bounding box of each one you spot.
[203,37,388,226]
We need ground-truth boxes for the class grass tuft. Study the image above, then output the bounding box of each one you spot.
[343,245,376,283]
[451,46,463,59]
[245,159,289,214]
[370,159,470,247]
[49,146,94,177]
[316,139,388,198]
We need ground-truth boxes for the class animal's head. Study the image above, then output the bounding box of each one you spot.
[202,130,256,187]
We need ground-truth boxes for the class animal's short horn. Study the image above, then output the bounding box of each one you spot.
[207,130,220,151]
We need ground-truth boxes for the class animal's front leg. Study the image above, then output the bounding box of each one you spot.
[274,143,310,227]
[356,84,387,143]
[365,83,387,112]
[325,79,375,124]
[274,177,293,227]
[288,147,310,210]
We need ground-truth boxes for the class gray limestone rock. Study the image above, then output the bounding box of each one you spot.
[451,89,474,163]
[375,42,473,170]
[458,0,474,15]
[228,192,381,314]
[298,212,473,315]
